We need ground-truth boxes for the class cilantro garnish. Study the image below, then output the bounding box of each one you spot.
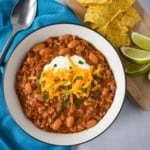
[36,74,40,80]
[35,82,41,88]
[81,88,87,93]
[62,100,68,108]
[76,76,83,80]
[93,74,100,80]
[74,98,82,108]
[53,64,57,68]
[78,60,84,64]
[67,85,72,90]
[42,93,49,100]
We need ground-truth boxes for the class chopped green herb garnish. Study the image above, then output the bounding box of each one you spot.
[53,64,57,68]
[67,85,72,90]
[93,74,100,80]
[54,77,59,82]
[36,74,40,80]
[62,78,65,81]
[62,78,68,82]
[43,93,49,100]
[76,76,83,80]
[78,60,84,64]
[74,98,82,108]
[81,88,87,93]
[69,70,73,73]
[62,100,68,108]
[42,72,46,77]
[35,82,41,88]
[48,101,52,106]
[59,86,65,90]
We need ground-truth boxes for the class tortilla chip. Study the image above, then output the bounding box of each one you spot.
[105,7,141,47]
[84,0,136,36]
[77,0,112,6]
[115,7,141,29]
[106,22,131,48]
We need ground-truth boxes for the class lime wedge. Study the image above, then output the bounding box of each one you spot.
[148,70,150,80]
[131,32,150,51]
[125,63,150,76]
[120,47,150,64]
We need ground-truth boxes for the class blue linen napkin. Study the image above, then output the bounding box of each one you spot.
[0,0,81,149]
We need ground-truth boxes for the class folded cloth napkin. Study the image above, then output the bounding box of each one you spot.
[0,0,81,149]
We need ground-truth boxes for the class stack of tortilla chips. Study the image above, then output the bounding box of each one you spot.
[77,0,141,48]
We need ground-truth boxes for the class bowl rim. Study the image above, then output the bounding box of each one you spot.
[3,23,127,146]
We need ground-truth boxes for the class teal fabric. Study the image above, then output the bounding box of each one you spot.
[0,0,81,149]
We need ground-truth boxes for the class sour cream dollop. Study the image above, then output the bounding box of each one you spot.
[44,55,90,70]
[39,55,93,99]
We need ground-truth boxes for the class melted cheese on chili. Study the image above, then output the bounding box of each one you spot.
[39,55,93,100]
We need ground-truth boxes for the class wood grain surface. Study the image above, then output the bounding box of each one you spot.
[65,0,150,110]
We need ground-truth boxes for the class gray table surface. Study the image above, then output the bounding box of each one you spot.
[71,0,150,150]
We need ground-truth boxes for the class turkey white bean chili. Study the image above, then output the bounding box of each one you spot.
[15,34,116,133]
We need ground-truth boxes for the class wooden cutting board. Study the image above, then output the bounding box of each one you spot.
[65,0,150,110]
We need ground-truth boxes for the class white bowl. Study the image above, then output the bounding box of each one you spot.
[3,23,126,146]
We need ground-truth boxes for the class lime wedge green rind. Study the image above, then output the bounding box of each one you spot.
[125,63,150,76]
[148,70,150,80]
[131,32,150,51]
[120,47,150,64]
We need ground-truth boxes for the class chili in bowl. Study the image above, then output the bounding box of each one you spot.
[3,23,126,145]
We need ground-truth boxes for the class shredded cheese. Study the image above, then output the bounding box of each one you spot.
[27,56,102,102]
[39,56,94,100]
